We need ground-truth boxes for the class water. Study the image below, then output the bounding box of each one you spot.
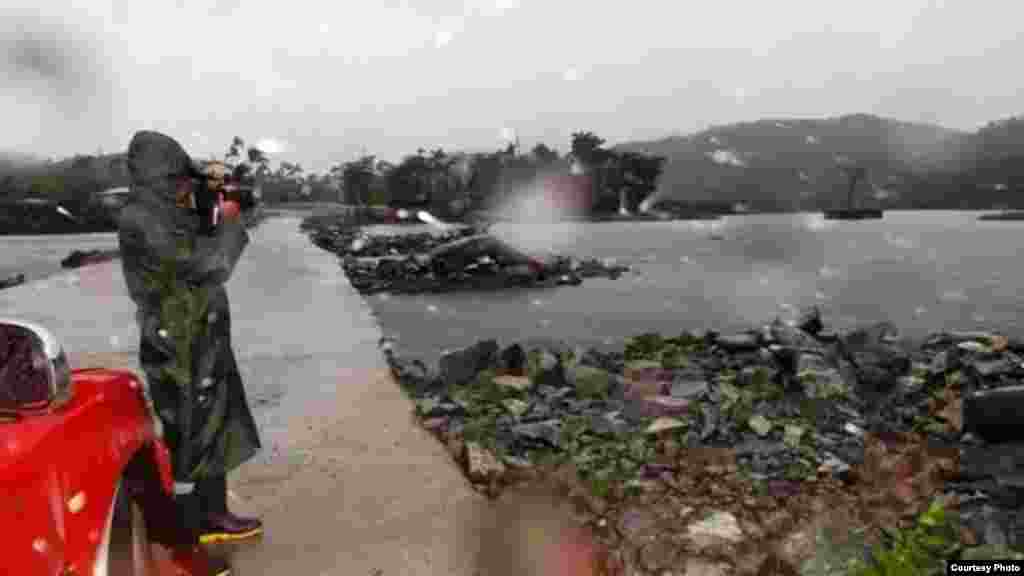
[362,211,1024,361]
[5,212,1024,364]
[0,232,119,282]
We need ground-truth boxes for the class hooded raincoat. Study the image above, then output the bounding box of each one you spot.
[118,131,261,489]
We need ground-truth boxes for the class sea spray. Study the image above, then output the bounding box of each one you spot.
[487,176,589,258]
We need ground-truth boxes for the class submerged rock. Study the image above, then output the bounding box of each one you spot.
[0,273,26,290]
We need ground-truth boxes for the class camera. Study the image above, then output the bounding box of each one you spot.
[192,163,260,235]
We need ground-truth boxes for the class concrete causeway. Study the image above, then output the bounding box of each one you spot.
[0,214,487,575]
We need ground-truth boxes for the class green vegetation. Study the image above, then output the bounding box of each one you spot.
[624,331,705,363]
[558,415,660,500]
[848,500,961,576]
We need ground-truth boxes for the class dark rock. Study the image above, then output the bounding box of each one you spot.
[376,258,406,280]
[0,273,26,290]
[499,344,527,375]
[839,323,912,396]
[830,442,866,471]
[737,365,779,388]
[699,403,722,441]
[670,377,709,399]
[636,396,692,418]
[964,386,1024,444]
[589,412,632,436]
[962,505,1013,548]
[526,402,554,421]
[929,350,955,375]
[970,357,1014,378]
[439,340,499,386]
[716,333,761,352]
[771,346,800,376]
[733,437,787,457]
[817,454,852,481]
[511,420,562,447]
[701,355,727,374]
[388,356,441,394]
[527,349,567,388]
[623,359,674,383]
[797,306,824,335]
[770,318,822,350]
[796,353,831,373]
[620,400,649,425]
[730,351,767,368]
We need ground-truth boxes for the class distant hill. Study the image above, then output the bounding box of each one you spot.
[973,115,1024,159]
[0,151,46,174]
[616,113,1023,211]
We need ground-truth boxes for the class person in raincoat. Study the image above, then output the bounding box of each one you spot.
[118,130,263,546]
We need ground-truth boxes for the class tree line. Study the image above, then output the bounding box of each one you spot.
[323,131,667,218]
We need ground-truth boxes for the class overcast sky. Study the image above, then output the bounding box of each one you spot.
[2,0,1021,173]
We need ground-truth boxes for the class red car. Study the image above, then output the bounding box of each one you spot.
[1,317,178,575]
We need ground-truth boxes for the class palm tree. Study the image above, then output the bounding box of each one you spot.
[531,143,559,165]
[340,155,376,205]
[569,131,606,166]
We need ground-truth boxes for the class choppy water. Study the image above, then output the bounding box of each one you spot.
[6,212,1024,365]
[0,232,119,282]
[361,211,1024,361]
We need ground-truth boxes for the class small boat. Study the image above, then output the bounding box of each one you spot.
[824,208,883,220]
[979,211,1024,221]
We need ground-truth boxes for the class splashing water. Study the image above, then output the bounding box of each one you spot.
[488,177,588,257]
[417,210,455,231]
[56,205,75,221]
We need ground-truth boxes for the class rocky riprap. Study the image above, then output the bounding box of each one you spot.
[383,308,1024,574]
[301,213,629,295]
